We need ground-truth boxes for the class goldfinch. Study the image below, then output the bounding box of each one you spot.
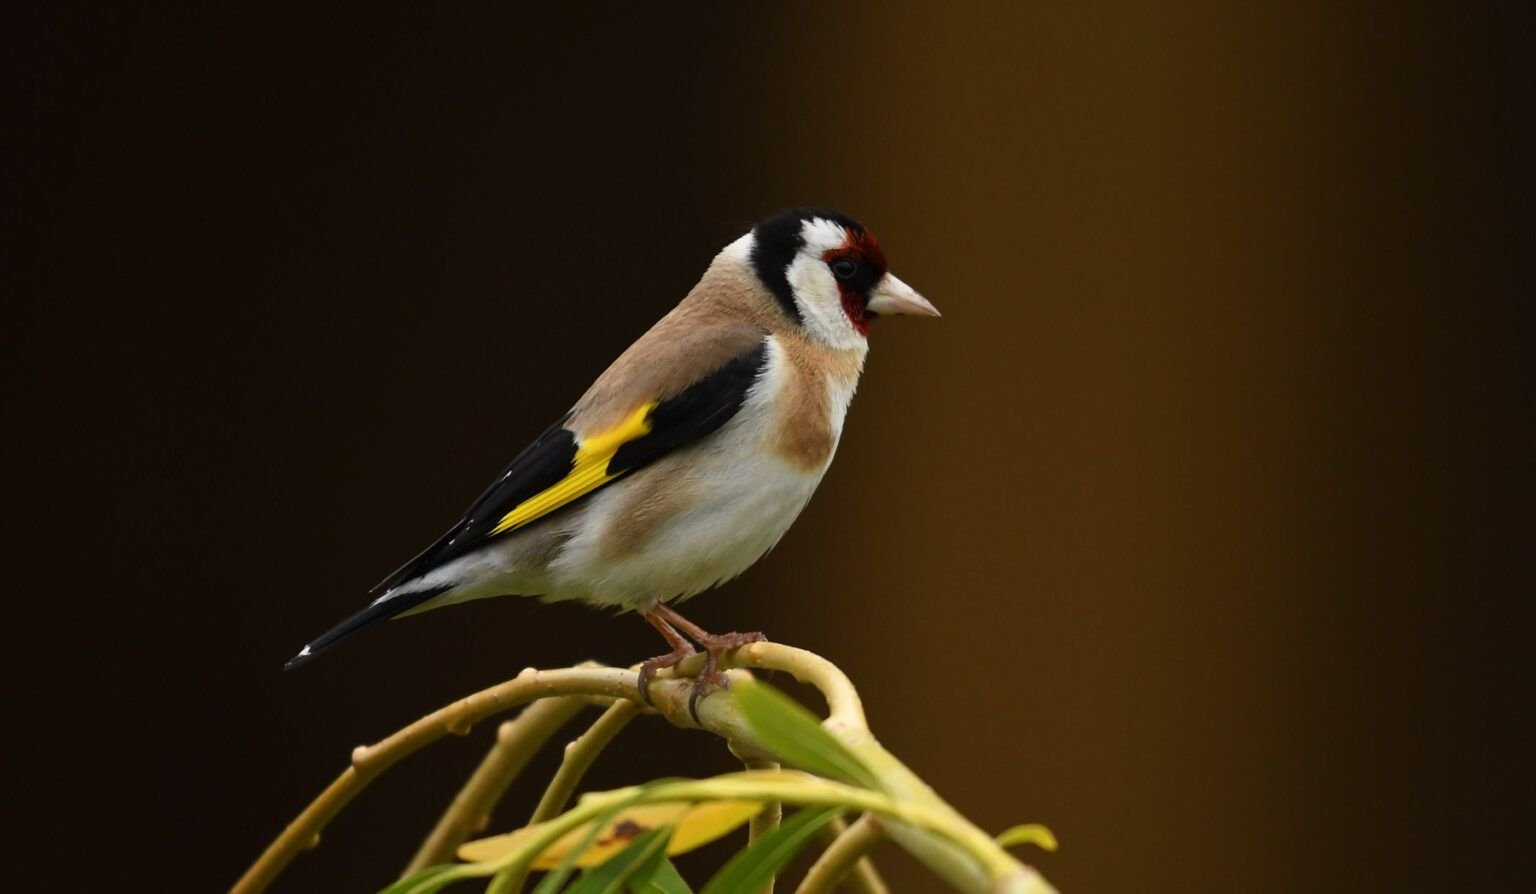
[287,208,938,701]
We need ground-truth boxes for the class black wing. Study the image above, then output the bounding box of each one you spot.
[285,339,769,668]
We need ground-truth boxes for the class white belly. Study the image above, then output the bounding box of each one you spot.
[544,338,852,610]
[551,452,825,609]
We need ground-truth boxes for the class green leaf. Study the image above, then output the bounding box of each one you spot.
[698,806,842,894]
[376,863,466,894]
[626,853,693,894]
[529,799,632,894]
[564,825,674,894]
[733,683,876,787]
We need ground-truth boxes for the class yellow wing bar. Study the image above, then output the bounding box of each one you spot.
[489,401,658,536]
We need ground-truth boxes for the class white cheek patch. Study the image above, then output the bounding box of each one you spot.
[788,218,865,350]
[786,254,865,350]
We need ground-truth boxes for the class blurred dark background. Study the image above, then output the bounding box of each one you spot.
[6,3,1525,892]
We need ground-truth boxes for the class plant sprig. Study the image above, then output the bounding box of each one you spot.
[233,644,1055,894]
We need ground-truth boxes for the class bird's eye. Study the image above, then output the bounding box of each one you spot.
[830,259,858,281]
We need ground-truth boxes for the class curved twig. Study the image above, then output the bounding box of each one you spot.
[232,665,639,894]
[529,699,641,824]
[403,696,588,876]
[798,814,886,894]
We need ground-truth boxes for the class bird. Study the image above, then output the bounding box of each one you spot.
[286,208,939,705]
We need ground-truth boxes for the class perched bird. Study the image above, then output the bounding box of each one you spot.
[287,208,939,703]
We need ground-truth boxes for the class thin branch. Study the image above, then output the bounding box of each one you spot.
[798,814,887,894]
[403,695,588,876]
[811,816,888,894]
[530,699,641,824]
[743,759,782,894]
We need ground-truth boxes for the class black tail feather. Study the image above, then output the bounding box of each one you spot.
[284,584,453,669]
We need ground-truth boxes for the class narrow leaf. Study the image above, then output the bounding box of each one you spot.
[565,825,673,894]
[664,801,761,855]
[995,823,1059,852]
[461,801,760,866]
[376,863,466,894]
[529,801,628,894]
[733,683,875,787]
[698,806,842,894]
[627,855,693,894]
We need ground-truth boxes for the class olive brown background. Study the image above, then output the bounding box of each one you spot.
[7,4,1524,892]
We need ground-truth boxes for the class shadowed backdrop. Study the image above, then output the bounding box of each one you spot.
[7,4,1522,892]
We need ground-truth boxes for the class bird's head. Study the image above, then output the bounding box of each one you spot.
[741,208,939,349]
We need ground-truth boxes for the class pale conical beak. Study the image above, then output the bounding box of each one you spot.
[866,273,940,318]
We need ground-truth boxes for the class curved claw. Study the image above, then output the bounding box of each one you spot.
[637,645,695,707]
[685,632,767,722]
[636,666,657,707]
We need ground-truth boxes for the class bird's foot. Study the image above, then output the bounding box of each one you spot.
[641,606,766,721]
[637,644,697,708]
[685,629,767,722]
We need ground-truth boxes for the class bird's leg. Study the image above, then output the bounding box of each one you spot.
[651,604,767,717]
[653,604,767,655]
[638,610,697,707]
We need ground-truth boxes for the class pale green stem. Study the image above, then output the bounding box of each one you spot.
[744,759,782,894]
[811,816,889,894]
[530,699,641,824]
[798,814,886,894]
[403,696,588,876]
